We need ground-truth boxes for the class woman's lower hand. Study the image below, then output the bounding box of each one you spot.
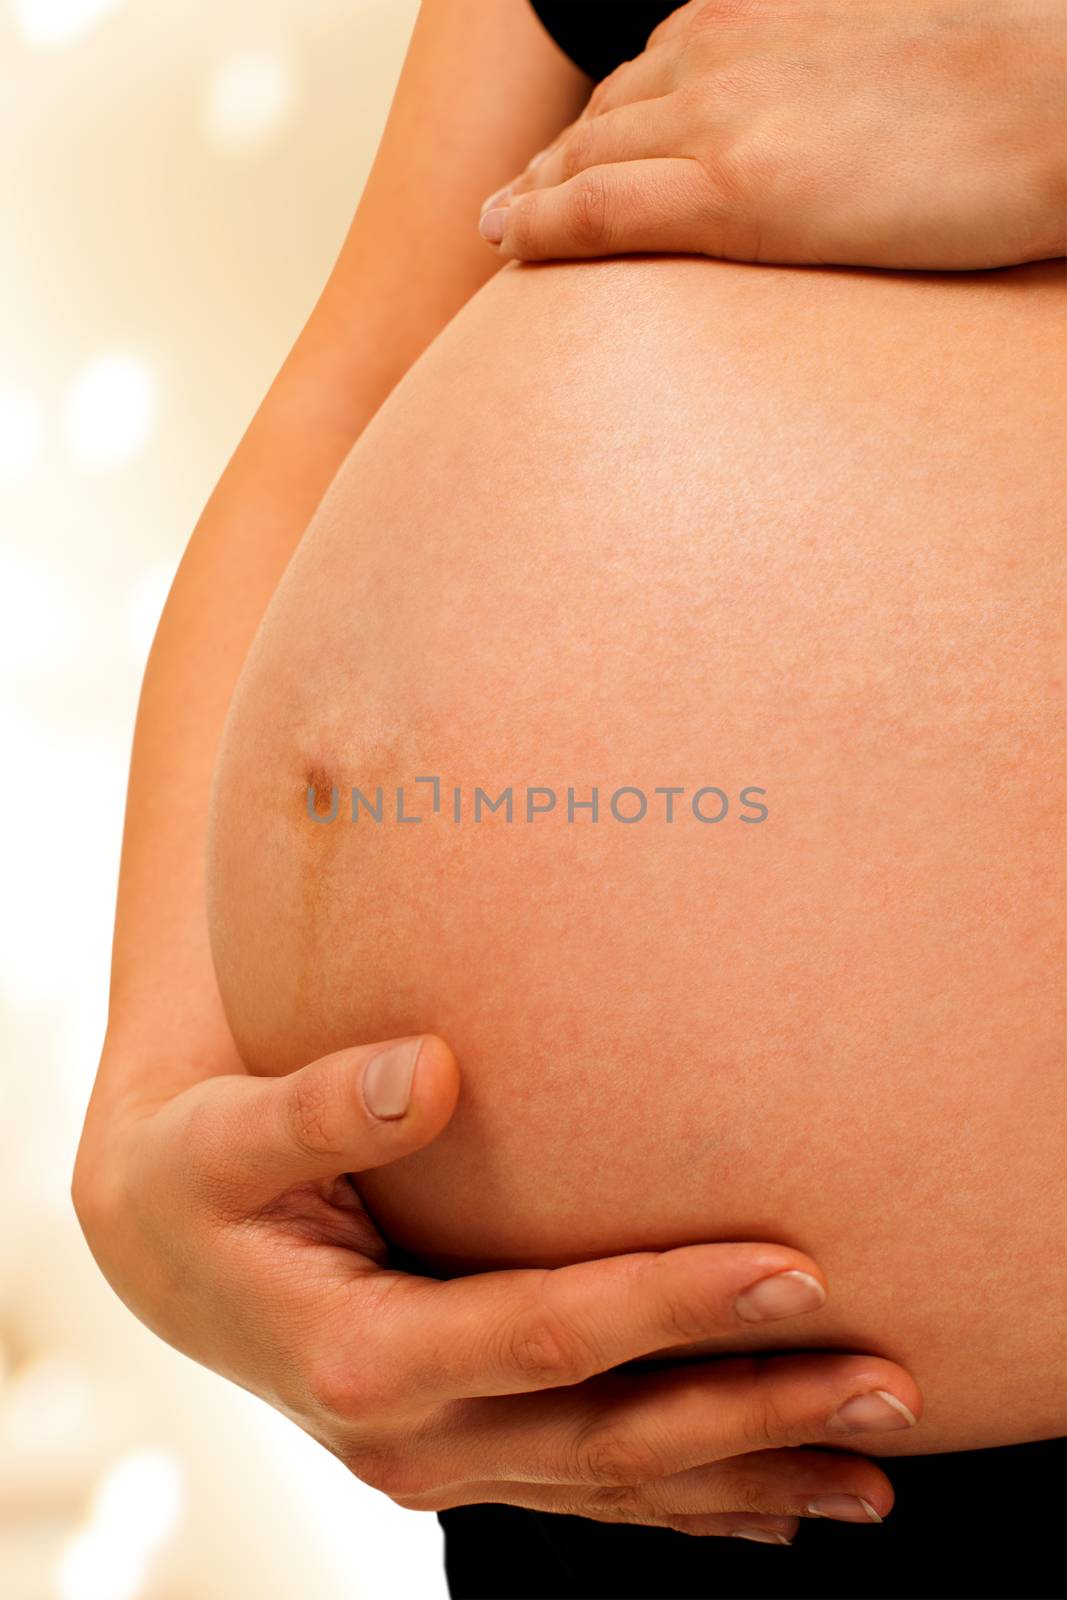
[73,1034,920,1544]
[480,0,1066,270]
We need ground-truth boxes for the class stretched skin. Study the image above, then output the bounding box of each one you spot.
[207,253,1066,1457]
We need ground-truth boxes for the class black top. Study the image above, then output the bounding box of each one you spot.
[529,2,683,81]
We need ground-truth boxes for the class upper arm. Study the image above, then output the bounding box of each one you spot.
[301,0,591,404]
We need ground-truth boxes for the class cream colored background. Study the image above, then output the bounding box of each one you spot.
[0,2,449,1596]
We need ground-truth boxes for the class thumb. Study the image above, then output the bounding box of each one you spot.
[236,1035,460,1200]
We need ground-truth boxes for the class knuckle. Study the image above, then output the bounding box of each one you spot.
[288,1069,344,1162]
[558,121,596,183]
[694,141,770,259]
[720,130,779,197]
[307,1361,373,1424]
[743,1384,803,1451]
[658,1290,717,1346]
[501,1306,589,1387]
[695,144,749,213]
[346,1440,414,1498]
[586,64,624,117]
[576,1426,663,1487]
[585,1481,647,1521]
[564,175,612,251]
[714,1467,776,1515]
[346,1412,446,1503]
[505,194,540,258]
[548,1493,592,1522]
[646,5,687,49]
[739,1406,780,1453]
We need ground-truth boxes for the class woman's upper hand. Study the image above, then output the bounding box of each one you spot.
[72,1033,921,1544]
[480,0,1066,270]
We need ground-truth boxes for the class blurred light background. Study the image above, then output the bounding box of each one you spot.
[0,2,449,1595]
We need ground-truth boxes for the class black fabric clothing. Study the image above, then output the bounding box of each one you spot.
[438,1434,1067,1600]
[529,2,683,81]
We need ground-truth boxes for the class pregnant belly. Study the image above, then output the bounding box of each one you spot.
[206,255,1066,1456]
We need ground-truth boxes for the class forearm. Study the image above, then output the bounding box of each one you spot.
[87,296,491,1138]
[88,333,383,1126]
[76,0,589,1154]
[85,304,491,1136]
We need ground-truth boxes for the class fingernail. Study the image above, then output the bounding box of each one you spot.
[362,1039,421,1119]
[734,1270,827,1323]
[480,184,512,215]
[806,1495,883,1523]
[732,1529,792,1545]
[828,1390,918,1434]
[479,207,507,244]
[527,145,551,169]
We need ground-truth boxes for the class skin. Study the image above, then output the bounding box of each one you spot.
[71,0,921,1546]
[207,250,1066,1459]
[481,0,1067,269]
[82,1031,917,1540]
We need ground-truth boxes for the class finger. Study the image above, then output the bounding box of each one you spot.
[478,47,677,217]
[581,48,673,123]
[628,1446,893,1523]
[675,1513,799,1542]
[506,97,686,202]
[481,159,715,261]
[575,1352,921,1481]
[417,1438,892,1525]
[420,1478,801,1542]
[446,1350,921,1486]
[356,1244,828,1411]
[674,1513,798,1543]
[556,1507,797,1541]
[203,1035,460,1204]
[479,126,574,219]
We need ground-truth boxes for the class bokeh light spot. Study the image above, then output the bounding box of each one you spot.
[204,51,296,150]
[63,354,156,472]
[55,1448,184,1600]
[11,0,126,49]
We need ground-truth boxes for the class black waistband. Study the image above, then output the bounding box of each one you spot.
[528,1,682,82]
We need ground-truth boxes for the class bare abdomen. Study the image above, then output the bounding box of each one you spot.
[207,255,1066,1455]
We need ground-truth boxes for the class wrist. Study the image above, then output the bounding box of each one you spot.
[72,1045,181,1233]
[92,1018,246,1115]
[71,1114,125,1244]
